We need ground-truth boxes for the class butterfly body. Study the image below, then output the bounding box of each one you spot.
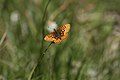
[54,29,61,39]
[44,24,70,44]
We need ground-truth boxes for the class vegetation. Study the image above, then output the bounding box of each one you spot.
[0,0,120,80]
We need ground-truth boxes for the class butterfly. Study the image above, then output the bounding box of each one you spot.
[44,24,70,44]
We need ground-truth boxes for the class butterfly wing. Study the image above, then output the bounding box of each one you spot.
[44,24,70,44]
[44,32,55,41]
[54,38,61,44]
[44,32,61,44]
[61,33,68,40]
[57,24,70,40]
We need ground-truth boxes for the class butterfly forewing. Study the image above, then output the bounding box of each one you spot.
[57,24,70,36]
[44,32,56,41]
[44,32,62,43]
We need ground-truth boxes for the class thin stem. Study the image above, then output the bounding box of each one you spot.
[40,0,51,63]
[38,42,53,63]
[28,0,52,79]
[28,42,53,80]
[0,31,7,46]
[28,63,38,80]
[44,42,53,53]
[41,0,51,37]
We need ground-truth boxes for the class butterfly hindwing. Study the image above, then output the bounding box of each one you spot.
[54,38,61,44]
[61,33,68,40]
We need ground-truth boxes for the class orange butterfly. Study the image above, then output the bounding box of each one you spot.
[44,24,70,44]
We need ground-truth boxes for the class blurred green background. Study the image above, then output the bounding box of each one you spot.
[0,0,120,80]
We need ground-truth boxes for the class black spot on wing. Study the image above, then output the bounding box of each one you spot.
[57,25,67,36]
[60,31,64,36]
